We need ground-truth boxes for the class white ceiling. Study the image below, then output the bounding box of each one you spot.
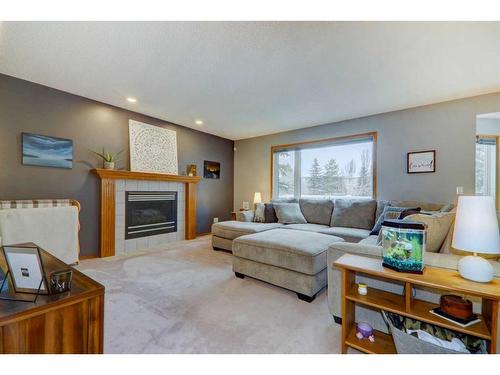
[1,21,500,140]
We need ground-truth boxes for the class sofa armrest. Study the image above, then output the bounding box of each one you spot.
[236,210,254,222]
[329,242,383,259]
[327,243,383,320]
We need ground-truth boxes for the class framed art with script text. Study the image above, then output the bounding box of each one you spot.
[407,150,436,174]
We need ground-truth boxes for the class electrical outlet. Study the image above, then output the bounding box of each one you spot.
[456,186,464,195]
[213,217,219,223]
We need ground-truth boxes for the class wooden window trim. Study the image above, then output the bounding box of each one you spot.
[270,131,378,200]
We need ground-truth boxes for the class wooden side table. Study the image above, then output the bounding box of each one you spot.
[0,243,105,353]
[334,254,500,354]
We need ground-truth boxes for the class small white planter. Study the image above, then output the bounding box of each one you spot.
[103,161,115,170]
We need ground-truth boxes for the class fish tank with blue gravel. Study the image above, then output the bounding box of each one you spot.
[381,220,426,274]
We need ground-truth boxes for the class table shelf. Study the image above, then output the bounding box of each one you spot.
[346,285,492,340]
[345,325,396,354]
[335,254,500,354]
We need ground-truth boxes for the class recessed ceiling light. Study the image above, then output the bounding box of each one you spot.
[126,97,137,103]
[195,119,204,125]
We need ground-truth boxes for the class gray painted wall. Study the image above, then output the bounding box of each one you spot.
[0,74,234,256]
[234,92,500,209]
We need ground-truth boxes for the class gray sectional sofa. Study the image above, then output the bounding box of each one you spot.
[211,198,500,352]
[211,198,455,302]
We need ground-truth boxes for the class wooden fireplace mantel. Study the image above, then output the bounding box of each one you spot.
[92,169,202,257]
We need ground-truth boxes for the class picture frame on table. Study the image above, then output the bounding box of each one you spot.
[1,245,49,295]
[407,150,436,174]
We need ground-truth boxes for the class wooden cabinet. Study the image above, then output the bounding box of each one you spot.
[0,245,105,353]
[334,254,500,354]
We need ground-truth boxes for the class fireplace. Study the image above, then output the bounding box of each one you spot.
[125,191,178,239]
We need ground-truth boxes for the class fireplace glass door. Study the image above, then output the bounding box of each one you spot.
[125,191,177,239]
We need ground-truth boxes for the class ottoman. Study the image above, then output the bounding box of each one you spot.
[232,228,344,302]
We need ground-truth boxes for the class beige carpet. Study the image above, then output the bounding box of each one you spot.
[77,235,342,354]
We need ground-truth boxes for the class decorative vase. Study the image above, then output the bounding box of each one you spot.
[103,161,115,170]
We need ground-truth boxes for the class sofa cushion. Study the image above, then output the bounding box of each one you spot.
[271,198,298,204]
[403,213,454,253]
[232,229,344,275]
[388,200,445,212]
[211,221,283,240]
[299,198,334,225]
[273,203,307,224]
[330,199,377,230]
[282,223,330,232]
[318,226,371,243]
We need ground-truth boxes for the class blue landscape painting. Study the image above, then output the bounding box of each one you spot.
[22,133,73,169]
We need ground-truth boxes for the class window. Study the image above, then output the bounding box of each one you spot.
[475,135,498,206]
[272,133,376,200]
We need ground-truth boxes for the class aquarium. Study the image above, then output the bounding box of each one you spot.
[381,220,426,274]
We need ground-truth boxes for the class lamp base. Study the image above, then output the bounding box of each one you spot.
[458,255,494,283]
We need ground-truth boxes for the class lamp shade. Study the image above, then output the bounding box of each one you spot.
[452,196,500,254]
[253,192,262,205]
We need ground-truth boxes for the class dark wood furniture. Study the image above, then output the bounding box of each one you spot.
[92,169,201,257]
[334,254,500,354]
[0,244,105,353]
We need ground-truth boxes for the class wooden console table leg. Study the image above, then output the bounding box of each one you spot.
[341,269,355,354]
[99,178,116,257]
[482,299,498,354]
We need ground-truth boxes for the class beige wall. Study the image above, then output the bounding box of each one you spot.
[234,92,500,209]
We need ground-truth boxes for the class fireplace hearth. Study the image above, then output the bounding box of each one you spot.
[125,191,177,239]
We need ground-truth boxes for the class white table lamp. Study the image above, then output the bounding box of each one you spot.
[253,192,262,205]
[452,196,500,282]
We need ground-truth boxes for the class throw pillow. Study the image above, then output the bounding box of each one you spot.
[330,199,377,230]
[370,206,421,235]
[273,203,307,224]
[403,213,454,253]
[264,203,279,223]
[253,203,265,223]
[299,198,334,225]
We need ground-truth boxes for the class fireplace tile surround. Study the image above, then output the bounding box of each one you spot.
[92,169,201,257]
[115,180,185,255]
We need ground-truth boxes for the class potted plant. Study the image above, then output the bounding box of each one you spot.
[91,148,123,170]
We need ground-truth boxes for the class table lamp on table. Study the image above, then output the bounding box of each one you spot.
[253,192,262,206]
[452,195,500,283]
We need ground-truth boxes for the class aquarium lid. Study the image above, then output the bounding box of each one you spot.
[381,219,427,230]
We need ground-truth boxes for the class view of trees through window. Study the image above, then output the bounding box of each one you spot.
[274,138,374,199]
[475,137,496,199]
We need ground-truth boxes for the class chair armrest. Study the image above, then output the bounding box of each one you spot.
[236,210,255,222]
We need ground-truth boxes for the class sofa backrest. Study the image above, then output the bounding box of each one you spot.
[298,198,334,225]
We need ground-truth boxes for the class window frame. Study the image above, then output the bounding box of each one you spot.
[270,131,378,200]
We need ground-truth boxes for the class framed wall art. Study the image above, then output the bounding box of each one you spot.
[22,132,73,169]
[407,150,436,174]
[204,160,220,179]
[129,120,178,174]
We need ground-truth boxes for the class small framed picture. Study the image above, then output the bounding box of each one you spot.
[2,245,49,294]
[204,160,221,179]
[407,150,436,174]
